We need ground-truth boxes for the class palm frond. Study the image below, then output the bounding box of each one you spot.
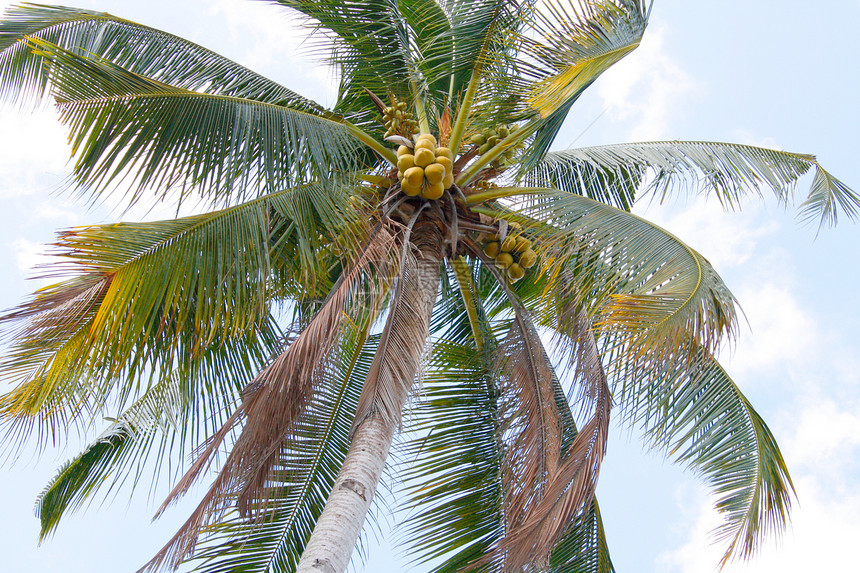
[525,141,860,227]
[445,0,530,96]
[353,218,444,430]
[477,0,650,166]
[26,37,365,204]
[547,499,614,573]
[181,325,377,573]
[0,4,319,109]
[0,182,354,439]
[404,261,613,573]
[267,0,414,122]
[492,305,610,571]
[398,259,503,571]
[34,368,233,541]
[473,187,739,358]
[398,0,454,98]
[628,349,794,566]
[399,338,504,572]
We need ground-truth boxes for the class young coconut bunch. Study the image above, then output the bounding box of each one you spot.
[0,2,858,573]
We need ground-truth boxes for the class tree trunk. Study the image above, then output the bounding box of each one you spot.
[296,222,443,573]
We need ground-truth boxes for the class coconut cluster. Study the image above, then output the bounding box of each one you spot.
[396,134,455,200]
[482,223,537,283]
[383,102,419,138]
[469,124,525,167]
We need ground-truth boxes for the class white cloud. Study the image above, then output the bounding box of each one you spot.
[597,26,700,141]
[208,0,337,103]
[0,109,70,198]
[636,197,777,271]
[726,283,817,376]
[12,237,56,275]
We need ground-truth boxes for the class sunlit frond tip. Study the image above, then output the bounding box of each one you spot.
[523,0,652,118]
[637,352,795,568]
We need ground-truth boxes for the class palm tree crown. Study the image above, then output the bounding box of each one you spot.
[1,1,857,572]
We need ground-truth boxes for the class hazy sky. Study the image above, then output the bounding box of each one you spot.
[1,1,858,572]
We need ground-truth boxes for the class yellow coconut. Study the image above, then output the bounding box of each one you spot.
[424,163,446,185]
[414,147,436,168]
[507,263,525,281]
[495,252,514,269]
[518,249,537,268]
[416,133,437,147]
[414,138,436,152]
[422,180,445,200]
[401,179,422,196]
[442,173,455,189]
[483,241,501,258]
[434,156,453,174]
[404,166,425,188]
[500,235,517,252]
[397,154,415,173]
[514,236,532,253]
[435,147,453,161]
[397,145,412,157]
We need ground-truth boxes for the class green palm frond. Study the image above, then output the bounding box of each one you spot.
[445,0,530,94]
[267,0,414,121]
[472,187,739,357]
[547,499,614,573]
[398,0,454,97]
[0,4,319,109]
[34,367,240,541]
[401,260,615,572]
[525,141,860,227]
[0,182,356,434]
[183,324,377,573]
[400,338,504,572]
[25,37,367,204]
[630,350,794,566]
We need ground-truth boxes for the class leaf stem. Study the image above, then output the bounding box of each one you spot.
[448,64,481,156]
[344,123,397,165]
[450,257,484,351]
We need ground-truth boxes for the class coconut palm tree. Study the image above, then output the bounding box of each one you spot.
[0,1,857,572]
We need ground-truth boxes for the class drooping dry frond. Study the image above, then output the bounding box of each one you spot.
[353,219,444,430]
[181,322,379,573]
[140,225,397,573]
[488,299,610,571]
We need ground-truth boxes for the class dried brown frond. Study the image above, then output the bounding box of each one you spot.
[0,274,111,341]
[139,225,399,573]
[492,311,563,569]
[352,219,443,432]
[502,317,611,571]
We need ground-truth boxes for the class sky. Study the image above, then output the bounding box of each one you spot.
[1,1,859,572]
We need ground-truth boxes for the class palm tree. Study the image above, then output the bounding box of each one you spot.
[0,1,857,572]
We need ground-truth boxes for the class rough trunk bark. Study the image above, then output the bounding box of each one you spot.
[295,221,443,573]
